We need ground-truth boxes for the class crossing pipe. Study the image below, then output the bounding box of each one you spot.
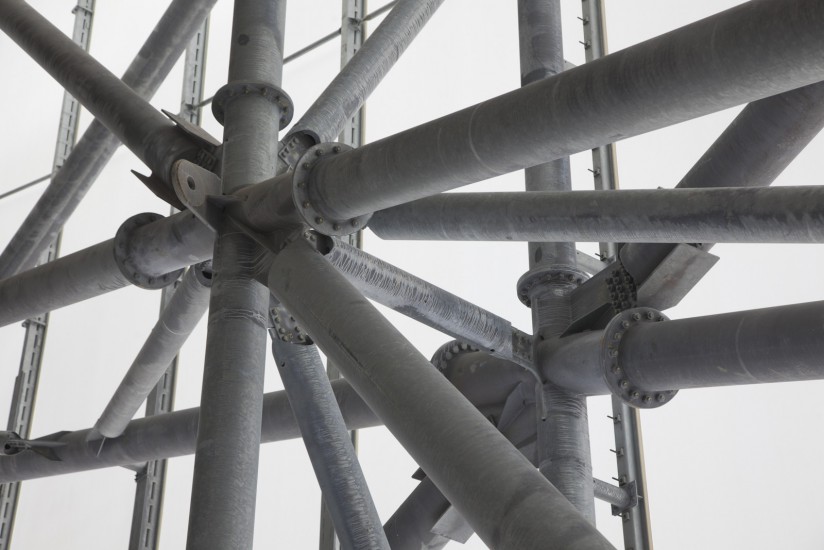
[541,302,824,402]
[0,0,218,279]
[270,338,390,550]
[293,0,824,225]
[0,0,205,204]
[94,264,212,439]
[618,79,824,286]
[0,343,527,483]
[268,238,615,550]
[0,380,378,483]
[368,186,824,243]
[323,238,530,367]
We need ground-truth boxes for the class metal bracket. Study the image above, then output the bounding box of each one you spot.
[635,243,719,311]
[114,213,184,289]
[268,302,312,345]
[211,81,293,129]
[172,159,223,231]
[292,142,372,236]
[601,307,678,409]
[611,480,639,516]
[161,109,221,171]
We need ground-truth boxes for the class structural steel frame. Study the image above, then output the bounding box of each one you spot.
[1,0,824,548]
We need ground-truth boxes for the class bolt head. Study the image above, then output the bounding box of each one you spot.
[332,145,341,153]
[619,379,629,388]
[333,223,341,231]
[351,219,359,227]
[315,217,324,224]
[647,311,655,320]
[656,393,666,402]
[642,395,652,403]
[631,391,640,399]
[632,313,641,321]
[315,149,324,157]
[302,162,311,169]
[621,320,630,329]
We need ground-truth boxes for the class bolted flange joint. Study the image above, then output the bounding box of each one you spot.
[516,265,588,307]
[269,301,312,345]
[601,307,678,409]
[211,81,294,129]
[292,142,373,237]
[113,213,184,290]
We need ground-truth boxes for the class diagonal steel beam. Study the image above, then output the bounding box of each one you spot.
[270,335,390,550]
[0,0,220,280]
[280,0,445,170]
[0,0,211,206]
[268,238,615,550]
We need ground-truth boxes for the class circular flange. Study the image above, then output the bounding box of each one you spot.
[516,266,588,306]
[193,260,214,288]
[211,81,293,129]
[601,307,678,409]
[292,142,373,237]
[114,213,185,290]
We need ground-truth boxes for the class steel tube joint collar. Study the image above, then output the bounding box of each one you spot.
[211,81,294,129]
[601,307,677,409]
[113,213,184,289]
[292,142,372,236]
[517,266,588,306]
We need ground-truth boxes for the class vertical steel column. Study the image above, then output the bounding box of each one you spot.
[185,0,285,547]
[517,0,595,523]
[320,2,367,548]
[0,2,94,548]
[581,2,653,546]
[128,18,209,550]
[581,0,619,261]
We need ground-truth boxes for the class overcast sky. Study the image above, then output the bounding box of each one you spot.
[1,0,824,548]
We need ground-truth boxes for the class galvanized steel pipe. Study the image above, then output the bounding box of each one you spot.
[300,0,824,222]
[323,238,526,365]
[0,0,202,194]
[0,380,379,483]
[0,212,214,328]
[541,301,824,395]
[185,0,286,547]
[268,239,615,550]
[94,265,212,438]
[287,0,444,146]
[270,339,389,550]
[0,0,218,279]
[368,186,824,243]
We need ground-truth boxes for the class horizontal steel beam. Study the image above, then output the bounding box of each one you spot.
[0,380,377,483]
[541,301,824,400]
[368,186,824,243]
[297,0,824,223]
[0,212,213,327]
[0,0,204,201]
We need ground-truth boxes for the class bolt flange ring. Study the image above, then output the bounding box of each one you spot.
[113,213,184,290]
[212,81,293,129]
[601,307,678,409]
[292,142,372,236]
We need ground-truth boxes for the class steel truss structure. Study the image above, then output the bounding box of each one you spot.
[0,0,823,548]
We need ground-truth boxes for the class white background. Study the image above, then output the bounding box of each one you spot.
[1,0,823,548]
